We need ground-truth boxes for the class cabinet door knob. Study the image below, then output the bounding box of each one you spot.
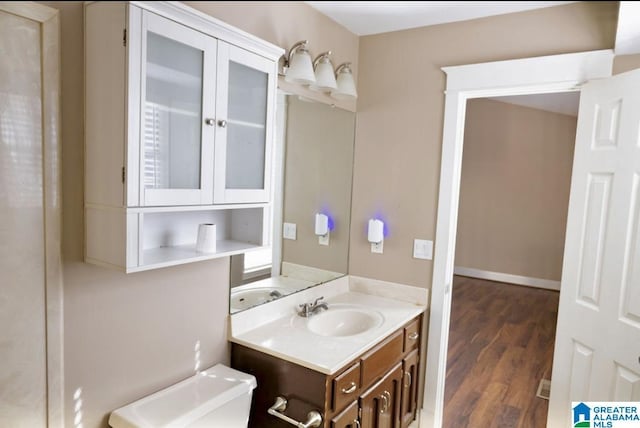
[408,332,419,340]
[353,419,361,428]
[217,119,227,128]
[341,382,357,394]
[205,118,215,126]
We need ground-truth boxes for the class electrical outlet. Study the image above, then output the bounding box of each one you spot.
[319,233,329,246]
[413,239,433,260]
[371,240,383,254]
[283,222,297,240]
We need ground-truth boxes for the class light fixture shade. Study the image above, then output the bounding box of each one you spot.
[285,42,316,85]
[310,52,337,92]
[331,63,357,100]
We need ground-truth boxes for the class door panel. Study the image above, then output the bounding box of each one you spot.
[548,68,640,426]
[620,175,640,324]
[613,363,640,400]
[568,341,594,398]
[576,174,611,308]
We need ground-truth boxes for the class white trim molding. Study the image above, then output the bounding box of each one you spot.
[423,49,614,428]
[453,266,561,291]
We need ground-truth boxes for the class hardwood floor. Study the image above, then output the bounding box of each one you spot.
[443,275,559,428]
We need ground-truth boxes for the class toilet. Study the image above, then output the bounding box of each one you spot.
[108,364,256,428]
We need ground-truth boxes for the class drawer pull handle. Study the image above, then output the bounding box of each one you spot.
[267,396,323,428]
[404,371,412,388]
[352,420,361,428]
[379,392,389,414]
[408,332,419,340]
[341,382,357,394]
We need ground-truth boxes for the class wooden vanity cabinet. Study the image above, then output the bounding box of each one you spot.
[231,313,422,428]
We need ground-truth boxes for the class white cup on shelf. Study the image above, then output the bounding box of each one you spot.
[196,223,217,253]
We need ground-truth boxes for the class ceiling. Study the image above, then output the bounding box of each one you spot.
[306,1,578,36]
[491,92,580,117]
[305,2,636,116]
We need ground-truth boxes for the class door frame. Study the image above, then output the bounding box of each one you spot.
[0,2,63,427]
[421,49,615,427]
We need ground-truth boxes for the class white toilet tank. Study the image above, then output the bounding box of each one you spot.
[108,364,256,428]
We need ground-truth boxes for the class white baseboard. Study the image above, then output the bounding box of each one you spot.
[454,266,561,291]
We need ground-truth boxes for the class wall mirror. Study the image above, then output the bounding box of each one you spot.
[228,91,356,313]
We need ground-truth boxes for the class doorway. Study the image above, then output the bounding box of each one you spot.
[422,49,615,428]
[442,92,579,426]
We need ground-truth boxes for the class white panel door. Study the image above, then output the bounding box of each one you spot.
[548,68,640,426]
[0,9,47,428]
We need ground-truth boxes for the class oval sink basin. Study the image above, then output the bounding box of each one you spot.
[306,305,384,337]
[230,287,288,311]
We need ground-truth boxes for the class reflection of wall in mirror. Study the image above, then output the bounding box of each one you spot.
[282,95,356,274]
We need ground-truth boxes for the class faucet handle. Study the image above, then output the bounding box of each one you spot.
[313,296,325,306]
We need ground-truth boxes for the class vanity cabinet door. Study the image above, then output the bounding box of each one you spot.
[214,41,276,204]
[140,10,217,206]
[399,349,419,428]
[331,401,359,428]
[360,363,402,428]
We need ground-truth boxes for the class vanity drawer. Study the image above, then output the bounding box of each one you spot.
[332,362,361,412]
[403,317,421,352]
[361,329,403,388]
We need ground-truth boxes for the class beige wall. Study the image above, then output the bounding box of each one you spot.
[613,53,640,74]
[39,2,357,427]
[184,1,359,82]
[349,2,618,288]
[455,99,576,281]
[282,96,356,273]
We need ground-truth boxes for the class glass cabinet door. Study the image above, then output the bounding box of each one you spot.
[214,41,276,204]
[141,11,216,206]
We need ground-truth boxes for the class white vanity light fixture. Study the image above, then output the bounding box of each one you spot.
[368,219,384,254]
[331,63,357,100]
[310,51,337,92]
[283,40,316,85]
[315,213,330,246]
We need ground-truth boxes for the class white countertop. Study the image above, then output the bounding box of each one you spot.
[230,291,425,375]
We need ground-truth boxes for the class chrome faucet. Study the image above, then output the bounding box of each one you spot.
[298,296,329,317]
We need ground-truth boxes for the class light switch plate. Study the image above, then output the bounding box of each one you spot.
[413,239,433,260]
[283,222,297,240]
